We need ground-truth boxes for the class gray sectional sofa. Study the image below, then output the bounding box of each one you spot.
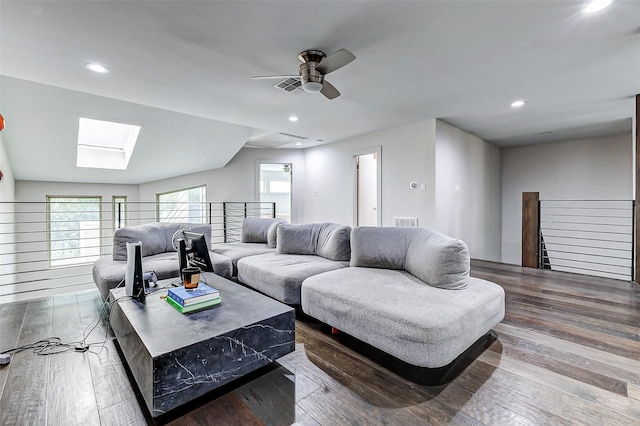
[92,218,504,378]
[92,222,232,300]
[301,226,505,369]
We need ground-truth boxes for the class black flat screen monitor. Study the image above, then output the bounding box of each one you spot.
[178,231,214,276]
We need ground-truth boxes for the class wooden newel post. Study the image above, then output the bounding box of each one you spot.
[635,94,639,284]
[522,192,539,268]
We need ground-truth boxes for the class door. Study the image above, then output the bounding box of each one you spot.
[354,150,380,226]
[259,163,292,222]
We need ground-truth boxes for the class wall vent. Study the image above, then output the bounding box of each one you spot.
[274,78,302,93]
[394,217,419,228]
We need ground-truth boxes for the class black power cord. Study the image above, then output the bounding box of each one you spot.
[0,294,132,365]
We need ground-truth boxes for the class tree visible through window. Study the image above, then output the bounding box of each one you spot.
[48,196,101,266]
[157,186,207,223]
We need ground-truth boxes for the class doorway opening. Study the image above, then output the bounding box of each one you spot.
[353,148,381,226]
[259,163,292,222]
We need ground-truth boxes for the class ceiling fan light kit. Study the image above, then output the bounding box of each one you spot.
[252,48,355,100]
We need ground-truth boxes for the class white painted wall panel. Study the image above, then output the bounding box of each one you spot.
[501,133,632,265]
[435,120,502,261]
[303,120,437,228]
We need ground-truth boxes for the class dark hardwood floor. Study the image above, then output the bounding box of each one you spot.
[1,260,640,425]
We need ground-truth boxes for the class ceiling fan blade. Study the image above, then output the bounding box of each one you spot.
[316,49,356,74]
[252,75,299,80]
[320,80,340,100]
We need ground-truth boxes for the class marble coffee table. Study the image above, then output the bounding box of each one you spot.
[109,272,295,417]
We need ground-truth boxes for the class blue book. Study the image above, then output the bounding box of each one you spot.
[167,283,220,306]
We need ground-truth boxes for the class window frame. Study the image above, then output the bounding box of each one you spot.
[112,195,128,229]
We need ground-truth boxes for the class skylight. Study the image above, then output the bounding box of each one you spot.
[77,118,141,170]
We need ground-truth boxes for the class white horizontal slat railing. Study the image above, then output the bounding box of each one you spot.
[538,199,634,281]
[0,201,275,304]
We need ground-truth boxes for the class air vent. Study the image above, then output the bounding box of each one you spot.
[274,78,302,93]
[394,217,419,228]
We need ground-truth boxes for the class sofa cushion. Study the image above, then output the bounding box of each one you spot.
[93,251,232,300]
[237,253,348,305]
[94,252,179,300]
[316,223,352,261]
[112,222,212,261]
[301,267,505,368]
[113,223,181,261]
[350,226,469,290]
[267,219,286,248]
[276,223,316,255]
[405,229,470,290]
[277,223,351,261]
[349,227,410,270]
[241,218,286,245]
[209,242,275,276]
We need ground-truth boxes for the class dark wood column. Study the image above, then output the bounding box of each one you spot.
[522,192,539,268]
[635,95,639,284]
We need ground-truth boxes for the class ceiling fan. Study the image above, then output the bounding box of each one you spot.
[252,48,356,100]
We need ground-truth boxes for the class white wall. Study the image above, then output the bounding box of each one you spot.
[435,120,502,261]
[0,133,17,302]
[15,180,140,204]
[138,148,305,223]
[304,119,437,227]
[501,133,633,265]
[0,134,15,203]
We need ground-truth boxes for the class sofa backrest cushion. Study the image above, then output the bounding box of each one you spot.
[113,223,181,260]
[277,223,351,261]
[350,226,470,289]
[241,218,287,247]
[113,222,212,261]
[316,223,352,261]
[349,227,411,270]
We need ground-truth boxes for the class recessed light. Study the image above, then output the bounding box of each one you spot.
[583,0,612,13]
[85,63,109,73]
[511,100,526,108]
[295,142,303,146]
[288,116,299,122]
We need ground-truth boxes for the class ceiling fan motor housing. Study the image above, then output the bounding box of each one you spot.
[298,50,325,92]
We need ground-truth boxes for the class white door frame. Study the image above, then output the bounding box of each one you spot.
[256,161,293,221]
[352,146,382,227]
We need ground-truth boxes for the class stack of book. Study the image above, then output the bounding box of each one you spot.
[166,283,221,313]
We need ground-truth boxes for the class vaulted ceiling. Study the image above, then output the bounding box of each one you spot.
[1,1,638,184]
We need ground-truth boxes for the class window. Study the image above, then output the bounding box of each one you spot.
[48,196,102,267]
[157,186,207,223]
[113,196,127,229]
[269,180,291,194]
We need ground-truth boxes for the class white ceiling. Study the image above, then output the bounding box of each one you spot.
[1,1,639,184]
